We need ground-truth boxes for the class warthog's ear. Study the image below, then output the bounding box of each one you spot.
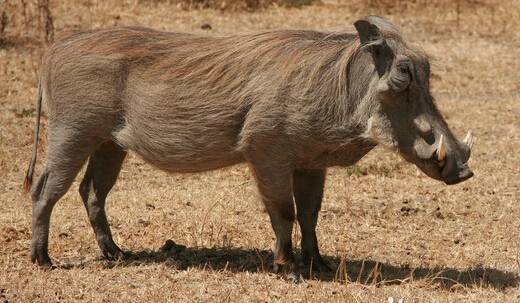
[354,19,381,44]
[355,16,394,78]
[354,16,400,44]
[364,16,400,35]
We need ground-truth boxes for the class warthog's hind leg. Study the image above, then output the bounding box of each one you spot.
[31,135,94,268]
[293,168,331,273]
[79,140,127,260]
[249,164,302,282]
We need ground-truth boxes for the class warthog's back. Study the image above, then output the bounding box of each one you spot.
[41,27,359,172]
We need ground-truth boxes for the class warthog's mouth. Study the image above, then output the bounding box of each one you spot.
[437,132,474,185]
[444,169,474,185]
[417,132,474,185]
[440,160,474,185]
[435,160,473,185]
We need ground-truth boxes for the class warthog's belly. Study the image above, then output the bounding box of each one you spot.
[113,117,246,173]
[140,150,245,173]
[118,132,245,173]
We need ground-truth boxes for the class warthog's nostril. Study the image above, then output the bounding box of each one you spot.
[460,168,474,180]
[457,163,473,179]
[443,162,474,185]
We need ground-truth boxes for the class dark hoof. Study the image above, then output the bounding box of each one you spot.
[309,261,332,274]
[31,248,54,269]
[100,243,128,261]
[104,250,129,261]
[305,257,332,274]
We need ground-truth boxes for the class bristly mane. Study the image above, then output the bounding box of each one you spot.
[58,27,362,119]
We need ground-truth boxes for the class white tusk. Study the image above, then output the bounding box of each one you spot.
[463,131,475,149]
[437,134,446,161]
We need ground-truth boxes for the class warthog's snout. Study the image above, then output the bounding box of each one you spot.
[435,132,474,185]
[441,160,474,185]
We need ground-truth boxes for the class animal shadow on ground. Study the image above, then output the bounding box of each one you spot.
[58,242,519,290]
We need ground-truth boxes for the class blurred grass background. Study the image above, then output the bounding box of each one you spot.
[1,0,518,46]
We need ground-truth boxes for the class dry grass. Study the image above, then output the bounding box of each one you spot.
[171,0,315,11]
[0,0,54,46]
[1,0,519,302]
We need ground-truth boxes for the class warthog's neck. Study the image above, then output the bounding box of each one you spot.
[296,135,377,169]
[326,136,377,167]
[293,121,377,169]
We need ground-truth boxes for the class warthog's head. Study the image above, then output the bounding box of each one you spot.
[353,16,474,185]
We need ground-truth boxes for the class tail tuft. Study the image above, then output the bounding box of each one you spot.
[23,81,42,195]
[23,174,33,193]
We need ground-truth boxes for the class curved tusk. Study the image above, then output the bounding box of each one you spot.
[437,134,446,161]
[463,131,475,149]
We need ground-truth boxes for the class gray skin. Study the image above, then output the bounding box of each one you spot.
[24,16,473,280]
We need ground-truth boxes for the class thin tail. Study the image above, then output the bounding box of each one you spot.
[23,82,43,193]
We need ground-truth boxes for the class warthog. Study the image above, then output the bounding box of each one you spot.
[25,16,474,279]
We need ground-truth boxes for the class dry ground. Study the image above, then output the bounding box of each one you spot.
[1,1,519,302]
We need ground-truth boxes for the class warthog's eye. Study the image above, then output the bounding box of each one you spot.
[389,60,412,92]
[397,60,412,76]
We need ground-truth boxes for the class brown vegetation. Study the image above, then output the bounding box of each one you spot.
[173,0,315,11]
[0,0,54,46]
[0,0,519,302]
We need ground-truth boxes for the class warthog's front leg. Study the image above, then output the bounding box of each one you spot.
[293,168,331,273]
[249,164,301,282]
